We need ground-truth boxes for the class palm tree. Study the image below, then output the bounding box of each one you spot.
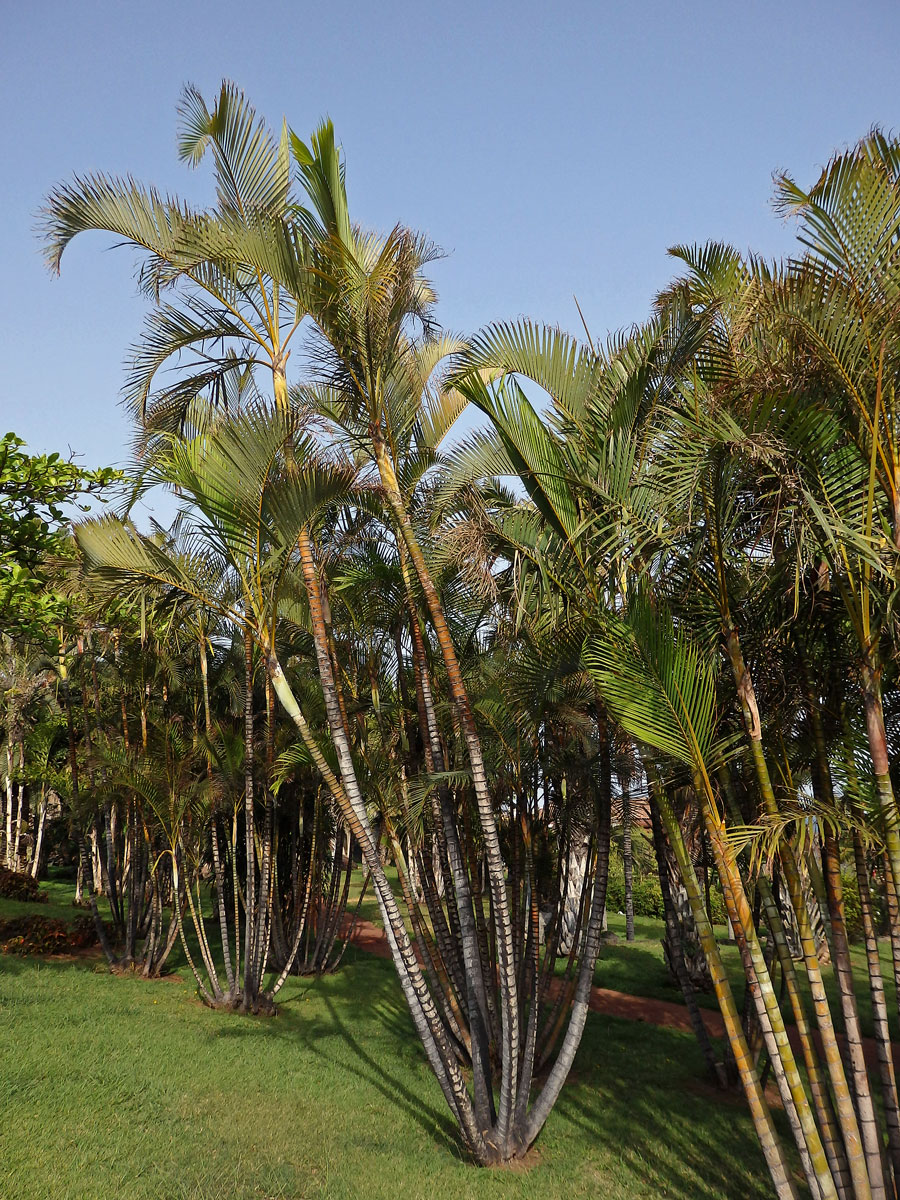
[446,129,900,1195]
[77,403,357,1006]
[50,82,618,1164]
[449,321,805,1197]
[40,73,900,1195]
[41,81,305,444]
[0,639,52,871]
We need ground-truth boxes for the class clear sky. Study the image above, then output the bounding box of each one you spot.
[2,0,898,496]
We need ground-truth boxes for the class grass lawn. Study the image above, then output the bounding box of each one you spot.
[0,880,781,1200]
[0,870,96,924]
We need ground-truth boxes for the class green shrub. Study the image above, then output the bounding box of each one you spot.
[632,877,665,919]
[606,856,625,911]
[607,846,664,917]
[841,866,863,941]
[0,866,47,902]
[708,887,727,926]
[604,846,729,927]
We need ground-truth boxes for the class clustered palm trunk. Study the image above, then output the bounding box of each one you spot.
[21,81,900,1188]
[0,641,58,879]
[18,605,364,1005]
[447,135,900,1196]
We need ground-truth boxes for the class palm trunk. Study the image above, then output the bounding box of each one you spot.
[185,870,223,1000]
[861,661,900,909]
[12,755,25,874]
[702,769,842,1198]
[854,831,900,1184]
[654,783,799,1199]
[520,778,610,1149]
[171,854,215,1004]
[200,635,236,996]
[649,800,723,1084]
[725,625,873,1200]
[822,825,887,1193]
[231,804,241,991]
[267,650,483,1150]
[622,779,635,942]
[4,742,13,869]
[372,438,521,1150]
[269,540,486,1154]
[30,786,47,879]
[403,580,495,1131]
[242,625,257,1009]
[210,818,235,995]
[558,829,590,954]
[719,766,851,1194]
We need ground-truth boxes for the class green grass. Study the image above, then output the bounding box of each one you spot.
[598,911,899,1040]
[17,870,896,1196]
[0,904,780,1199]
[0,869,98,924]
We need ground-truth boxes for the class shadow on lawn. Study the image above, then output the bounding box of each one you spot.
[555,1017,778,1200]
[1,946,776,1196]
[0,951,98,978]
[272,953,773,1197]
[595,940,707,999]
[225,950,463,1157]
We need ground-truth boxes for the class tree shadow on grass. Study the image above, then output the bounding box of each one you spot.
[213,953,463,1158]
[260,954,776,1195]
[551,1013,794,1200]
[0,951,102,986]
[320,991,461,1156]
[594,942,719,1009]
[1,946,788,1195]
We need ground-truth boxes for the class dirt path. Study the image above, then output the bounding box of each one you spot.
[340,914,899,1071]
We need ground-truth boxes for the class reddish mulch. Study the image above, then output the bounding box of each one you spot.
[581,981,725,1034]
[340,914,399,961]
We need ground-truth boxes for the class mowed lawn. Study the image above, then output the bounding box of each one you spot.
[0,883,779,1200]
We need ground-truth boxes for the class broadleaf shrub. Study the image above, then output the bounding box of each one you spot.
[841,866,863,941]
[606,857,625,911]
[606,845,728,923]
[0,867,48,902]
[632,877,665,919]
[0,914,99,955]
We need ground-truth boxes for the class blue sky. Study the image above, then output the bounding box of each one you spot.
[2,0,898,507]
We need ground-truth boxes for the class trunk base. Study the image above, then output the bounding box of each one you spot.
[199,990,277,1016]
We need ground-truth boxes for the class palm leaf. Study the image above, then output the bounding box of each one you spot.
[178,81,291,218]
[583,599,722,773]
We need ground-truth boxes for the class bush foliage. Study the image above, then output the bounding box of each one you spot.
[605,845,726,923]
[0,914,98,955]
[0,867,48,903]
